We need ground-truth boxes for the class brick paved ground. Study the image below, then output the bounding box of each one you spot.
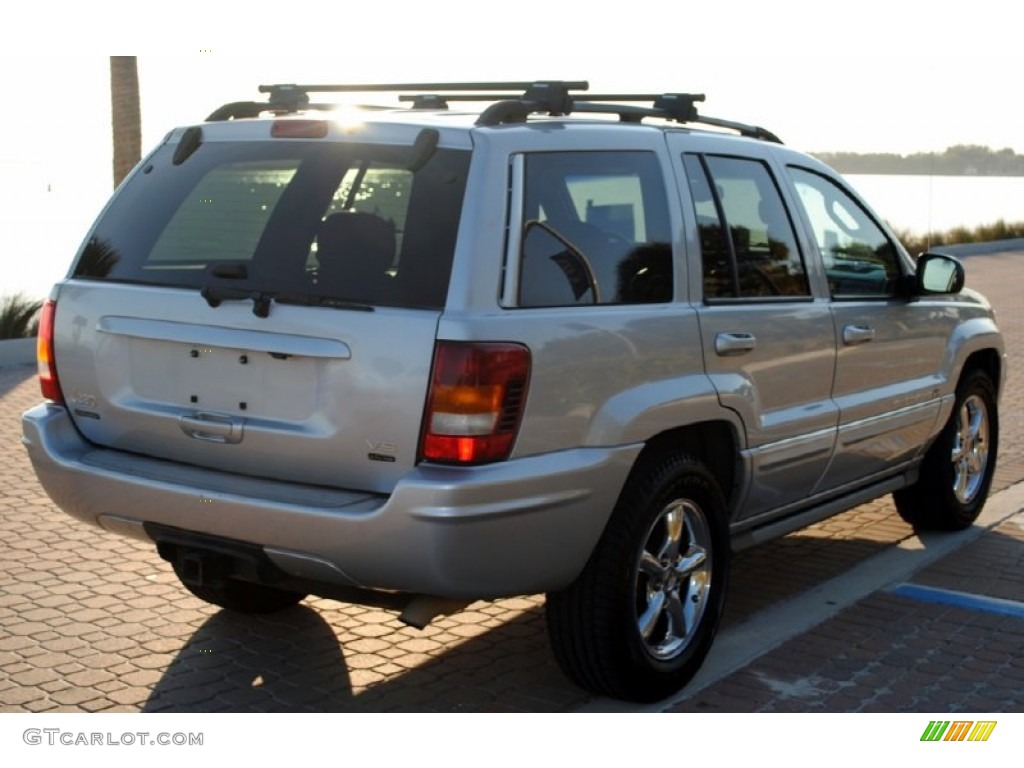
[1,249,1022,712]
[2,364,582,712]
[669,515,1024,712]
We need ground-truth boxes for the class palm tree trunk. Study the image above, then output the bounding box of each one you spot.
[110,56,141,188]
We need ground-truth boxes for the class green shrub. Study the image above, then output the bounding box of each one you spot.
[0,293,44,340]
[893,219,1024,255]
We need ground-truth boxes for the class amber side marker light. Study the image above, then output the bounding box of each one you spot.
[420,342,530,465]
[37,299,63,403]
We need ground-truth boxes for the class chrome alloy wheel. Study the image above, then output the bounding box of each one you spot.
[952,393,990,505]
[633,498,713,661]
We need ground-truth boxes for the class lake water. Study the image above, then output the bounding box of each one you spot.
[845,174,1024,236]
[1,163,111,302]
[3,166,1023,301]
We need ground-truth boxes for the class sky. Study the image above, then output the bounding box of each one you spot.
[1,0,1021,297]
[3,0,1022,160]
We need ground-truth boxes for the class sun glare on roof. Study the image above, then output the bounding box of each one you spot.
[326,104,366,132]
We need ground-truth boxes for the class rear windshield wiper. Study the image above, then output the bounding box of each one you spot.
[200,286,272,317]
[200,286,373,317]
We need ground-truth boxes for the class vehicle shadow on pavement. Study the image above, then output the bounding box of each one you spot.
[0,366,34,401]
[142,605,351,712]
[139,523,921,713]
[142,600,587,712]
[138,523,912,713]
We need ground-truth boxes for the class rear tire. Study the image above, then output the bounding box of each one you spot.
[545,452,730,702]
[174,569,307,614]
[894,368,998,531]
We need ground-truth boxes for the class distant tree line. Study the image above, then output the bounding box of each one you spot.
[811,145,1024,176]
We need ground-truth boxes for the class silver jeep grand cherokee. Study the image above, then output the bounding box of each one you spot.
[22,81,1003,702]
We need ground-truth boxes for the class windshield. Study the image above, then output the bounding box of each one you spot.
[74,139,470,310]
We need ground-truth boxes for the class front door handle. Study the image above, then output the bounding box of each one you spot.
[715,332,757,356]
[842,325,876,345]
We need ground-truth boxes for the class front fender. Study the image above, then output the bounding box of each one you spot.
[945,315,1005,398]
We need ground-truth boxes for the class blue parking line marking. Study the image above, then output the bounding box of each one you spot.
[889,583,1024,619]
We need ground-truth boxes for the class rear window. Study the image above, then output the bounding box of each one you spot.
[74,138,470,309]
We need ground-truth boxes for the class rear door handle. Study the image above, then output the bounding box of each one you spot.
[842,325,876,345]
[714,332,757,356]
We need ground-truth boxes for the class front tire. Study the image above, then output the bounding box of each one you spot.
[894,368,999,531]
[545,452,730,702]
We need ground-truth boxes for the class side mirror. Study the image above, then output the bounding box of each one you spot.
[916,252,965,295]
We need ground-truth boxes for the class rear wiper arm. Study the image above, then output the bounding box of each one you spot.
[200,286,272,318]
[200,286,375,317]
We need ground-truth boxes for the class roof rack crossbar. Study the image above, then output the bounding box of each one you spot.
[208,82,781,142]
[568,93,704,122]
[581,93,708,120]
[258,81,589,96]
[256,81,589,124]
[399,93,539,102]
[399,93,554,110]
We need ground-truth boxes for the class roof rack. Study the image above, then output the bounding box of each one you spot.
[205,81,781,143]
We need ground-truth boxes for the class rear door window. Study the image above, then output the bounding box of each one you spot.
[683,154,809,301]
[75,140,470,310]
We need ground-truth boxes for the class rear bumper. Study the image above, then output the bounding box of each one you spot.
[22,403,640,599]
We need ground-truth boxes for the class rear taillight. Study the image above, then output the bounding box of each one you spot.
[420,342,530,465]
[37,299,63,403]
